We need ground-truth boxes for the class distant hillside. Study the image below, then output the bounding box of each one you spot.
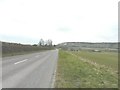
[57,42,118,51]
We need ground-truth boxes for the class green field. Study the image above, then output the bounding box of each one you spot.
[55,50,118,88]
[71,50,118,71]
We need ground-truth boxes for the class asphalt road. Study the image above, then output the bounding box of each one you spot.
[2,49,58,88]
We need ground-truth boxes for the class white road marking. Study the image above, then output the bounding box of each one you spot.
[14,59,28,65]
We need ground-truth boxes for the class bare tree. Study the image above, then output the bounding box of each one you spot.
[38,39,44,46]
[46,39,52,46]
[38,39,52,46]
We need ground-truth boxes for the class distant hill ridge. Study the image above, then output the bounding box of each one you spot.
[57,42,118,50]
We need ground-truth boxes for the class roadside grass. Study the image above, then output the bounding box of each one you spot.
[2,50,49,57]
[55,50,118,88]
[2,51,38,57]
[71,50,118,71]
[2,41,55,57]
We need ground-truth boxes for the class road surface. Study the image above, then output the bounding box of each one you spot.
[2,50,58,88]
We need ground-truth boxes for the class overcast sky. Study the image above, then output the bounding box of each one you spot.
[0,0,119,45]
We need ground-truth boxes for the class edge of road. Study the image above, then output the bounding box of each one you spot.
[51,66,57,88]
[50,49,58,88]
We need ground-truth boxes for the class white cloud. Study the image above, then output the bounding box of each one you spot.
[0,0,118,44]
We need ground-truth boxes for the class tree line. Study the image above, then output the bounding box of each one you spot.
[38,39,52,46]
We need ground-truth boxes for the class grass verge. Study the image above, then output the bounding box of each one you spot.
[2,50,48,57]
[55,50,118,88]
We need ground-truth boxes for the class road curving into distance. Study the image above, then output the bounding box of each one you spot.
[2,49,58,88]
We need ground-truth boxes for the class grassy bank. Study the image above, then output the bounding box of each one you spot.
[55,50,118,88]
[2,41,54,57]
[2,50,46,57]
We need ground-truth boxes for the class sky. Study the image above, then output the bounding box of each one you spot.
[0,0,119,45]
